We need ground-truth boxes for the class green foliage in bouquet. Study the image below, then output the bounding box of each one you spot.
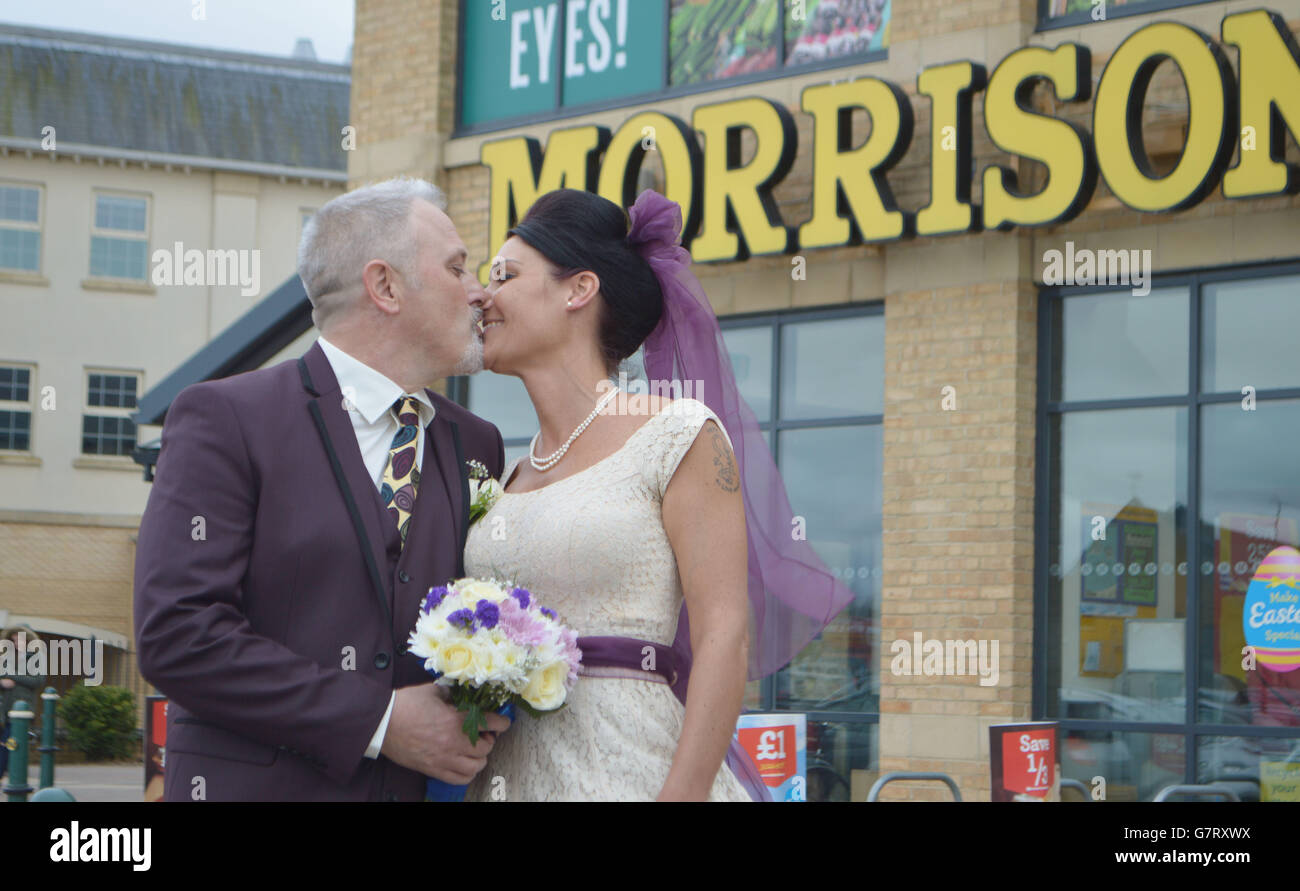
[60,685,137,761]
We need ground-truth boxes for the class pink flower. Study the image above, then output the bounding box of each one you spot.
[496,597,550,648]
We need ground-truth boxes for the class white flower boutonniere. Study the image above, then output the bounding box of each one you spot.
[466,459,504,524]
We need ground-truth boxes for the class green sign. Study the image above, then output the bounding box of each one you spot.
[461,0,667,128]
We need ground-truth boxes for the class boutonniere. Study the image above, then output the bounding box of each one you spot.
[466,459,504,524]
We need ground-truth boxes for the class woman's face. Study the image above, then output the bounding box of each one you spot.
[481,236,574,376]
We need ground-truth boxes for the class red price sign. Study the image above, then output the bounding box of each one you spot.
[738,724,797,788]
[1000,728,1054,798]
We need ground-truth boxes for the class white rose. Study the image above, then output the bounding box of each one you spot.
[458,579,508,605]
[521,661,570,711]
[435,640,476,681]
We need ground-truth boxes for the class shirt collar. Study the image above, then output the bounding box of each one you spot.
[317,336,437,428]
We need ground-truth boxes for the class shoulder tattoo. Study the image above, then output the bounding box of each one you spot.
[710,426,739,493]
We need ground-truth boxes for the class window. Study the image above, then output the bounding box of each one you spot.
[89,192,149,281]
[0,364,34,451]
[1039,0,1217,29]
[458,0,888,133]
[0,183,42,273]
[723,306,883,801]
[82,371,140,456]
[1039,264,1300,800]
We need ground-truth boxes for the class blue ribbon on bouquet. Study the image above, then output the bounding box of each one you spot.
[425,701,516,802]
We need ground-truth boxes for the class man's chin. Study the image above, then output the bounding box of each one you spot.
[448,338,485,376]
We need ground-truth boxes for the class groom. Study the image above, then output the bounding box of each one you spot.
[134,177,510,801]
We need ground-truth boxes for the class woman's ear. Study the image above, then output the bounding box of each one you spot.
[362,259,401,316]
[565,270,600,311]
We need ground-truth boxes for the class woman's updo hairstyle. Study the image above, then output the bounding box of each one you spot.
[509,189,663,374]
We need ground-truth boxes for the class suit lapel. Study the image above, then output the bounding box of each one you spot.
[298,342,395,641]
[425,412,467,576]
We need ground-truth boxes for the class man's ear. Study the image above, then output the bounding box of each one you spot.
[566,270,601,311]
[362,259,401,316]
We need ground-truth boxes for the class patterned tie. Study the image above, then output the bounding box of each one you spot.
[380,396,422,546]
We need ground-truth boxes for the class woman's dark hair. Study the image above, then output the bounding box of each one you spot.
[509,189,663,373]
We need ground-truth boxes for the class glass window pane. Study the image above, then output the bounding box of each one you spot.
[780,314,883,419]
[89,236,148,279]
[0,229,40,271]
[721,325,772,421]
[1197,736,1297,801]
[774,425,882,713]
[468,373,538,443]
[0,186,39,223]
[1052,289,1189,401]
[95,195,146,232]
[1060,728,1187,801]
[1202,274,1300,393]
[1046,407,1189,721]
[804,720,876,802]
[1198,399,1300,727]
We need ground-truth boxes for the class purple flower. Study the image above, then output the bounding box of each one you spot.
[510,587,531,609]
[446,608,476,633]
[540,607,556,620]
[423,586,448,613]
[474,599,500,630]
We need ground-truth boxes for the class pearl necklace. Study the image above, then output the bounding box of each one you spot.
[530,387,620,472]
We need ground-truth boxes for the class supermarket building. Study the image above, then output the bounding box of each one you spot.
[336,0,1300,802]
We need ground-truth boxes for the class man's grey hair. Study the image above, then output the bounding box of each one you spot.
[298,176,447,330]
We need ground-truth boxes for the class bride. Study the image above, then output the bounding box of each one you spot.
[462,188,852,802]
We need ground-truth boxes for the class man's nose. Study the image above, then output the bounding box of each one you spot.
[466,273,491,308]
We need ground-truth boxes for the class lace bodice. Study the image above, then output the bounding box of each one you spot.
[465,397,732,644]
[461,397,751,801]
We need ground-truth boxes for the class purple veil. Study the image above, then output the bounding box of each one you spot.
[627,188,856,801]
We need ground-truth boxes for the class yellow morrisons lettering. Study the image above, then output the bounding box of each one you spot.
[477,10,1300,280]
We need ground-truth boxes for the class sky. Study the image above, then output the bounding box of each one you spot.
[1,0,356,63]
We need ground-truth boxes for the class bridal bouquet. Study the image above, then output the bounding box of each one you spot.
[408,576,582,801]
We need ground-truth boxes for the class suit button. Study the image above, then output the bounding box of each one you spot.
[374,652,390,669]
[397,642,409,656]
[398,570,410,583]
[386,792,399,802]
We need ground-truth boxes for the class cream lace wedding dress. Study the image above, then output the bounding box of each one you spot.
[463,398,752,802]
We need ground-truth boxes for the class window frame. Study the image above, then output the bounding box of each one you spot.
[720,302,884,728]
[1035,258,1300,792]
[0,180,45,274]
[453,0,889,137]
[80,367,143,458]
[1036,0,1221,32]
[88,189,152,282]
[0,362,36,453]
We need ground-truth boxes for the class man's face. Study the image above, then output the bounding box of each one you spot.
[404,200,484,380]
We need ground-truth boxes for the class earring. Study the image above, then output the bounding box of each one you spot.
[566,300,573,307]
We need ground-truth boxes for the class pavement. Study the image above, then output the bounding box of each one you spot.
[2,764,144,802]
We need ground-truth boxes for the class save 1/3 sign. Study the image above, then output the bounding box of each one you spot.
[736,713,807,802]
[990,722,1059,801]
[462,0,666,127]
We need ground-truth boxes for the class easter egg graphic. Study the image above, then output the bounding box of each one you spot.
[1242,546,1300,672]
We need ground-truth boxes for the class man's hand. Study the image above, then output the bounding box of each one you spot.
[380,684,511,785]
[0,678,14,689]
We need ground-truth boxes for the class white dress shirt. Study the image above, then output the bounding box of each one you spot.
[317,335,437,760]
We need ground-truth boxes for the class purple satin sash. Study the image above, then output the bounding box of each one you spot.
[576,635,769,802]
